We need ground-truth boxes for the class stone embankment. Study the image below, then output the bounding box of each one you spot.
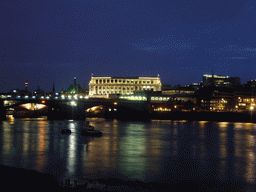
[151,111,256,123]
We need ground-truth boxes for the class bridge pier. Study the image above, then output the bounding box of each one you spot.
[72,103,86,120]
[47,101,86,120]
[103,101,151,120]
[47,101,69,120]
[0,100,6,120]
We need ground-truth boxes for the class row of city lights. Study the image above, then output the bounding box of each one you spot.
[3,95,90,100]
[154,108,171,111]
[119,95,147,101]
[4,94,173,102]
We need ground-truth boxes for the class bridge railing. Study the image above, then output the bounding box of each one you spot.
[1,94,182,104]
[1,95,91,101]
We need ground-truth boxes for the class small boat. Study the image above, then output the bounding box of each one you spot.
[80,126,102,136]
[61,129,71,134]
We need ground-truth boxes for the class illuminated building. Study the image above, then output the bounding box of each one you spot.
[89,75,162,98]
[60,77,86,99]
[65,77,85,94]
[234,88,256,111]
[196,86,236,111]
[162,85,195,95]
[195,85,256,111]
[202,74,241,87]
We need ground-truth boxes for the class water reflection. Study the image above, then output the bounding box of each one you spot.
[119,123,147,180]
[67,133,77,176]
[2,118,256,187]
[6,115,14,124]
[2,122,13,164]
[21,123,30,169]
[36,121,47,172]
[218,122,228,177]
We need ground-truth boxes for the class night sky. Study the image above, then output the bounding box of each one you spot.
[1,0,256,93]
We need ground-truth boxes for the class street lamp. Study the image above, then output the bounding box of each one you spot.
[70,101,77,106]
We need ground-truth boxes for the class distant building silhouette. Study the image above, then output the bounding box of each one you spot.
[18,80,31,96]
[33,86,45,97]
[245,79,256,88]
[202,74,241,87]
[25,80,28,90]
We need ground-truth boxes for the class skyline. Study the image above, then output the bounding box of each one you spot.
[2,71,250,93]
[1,0,256,92]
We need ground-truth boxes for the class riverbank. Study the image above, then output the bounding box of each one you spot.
[61,177,250,192]
[7,110,256,123]
[0,165,252,192]
[98,110,256,123]
[0,165,59,191]
[150,111,256,123]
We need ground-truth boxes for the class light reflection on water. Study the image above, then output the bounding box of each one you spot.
[2,116,256,187]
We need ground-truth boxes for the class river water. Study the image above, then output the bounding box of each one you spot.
[1,115,256,190]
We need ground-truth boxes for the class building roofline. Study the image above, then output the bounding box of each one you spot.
[91,76,160,79]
